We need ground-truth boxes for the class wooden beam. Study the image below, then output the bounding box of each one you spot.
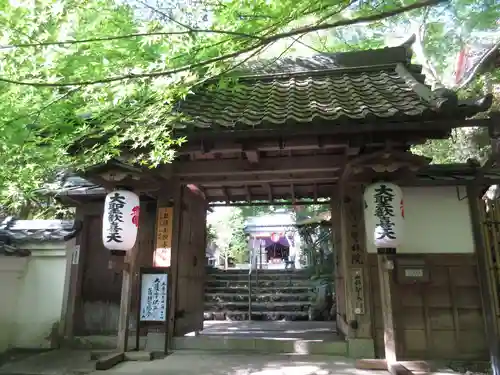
[178,136,348,155]
[209,199,331,207]
[180,174,338,185]
[208,194,331,203]
[95,353,124,370]
[174,154,345,177]
[204,183,335,199]
[178,120,481,142]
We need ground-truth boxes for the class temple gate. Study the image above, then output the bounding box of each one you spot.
[55,40,500,372]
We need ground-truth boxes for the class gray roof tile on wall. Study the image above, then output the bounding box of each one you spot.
[0,217,81,243]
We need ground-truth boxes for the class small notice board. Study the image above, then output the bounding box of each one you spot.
[136,267,170,353]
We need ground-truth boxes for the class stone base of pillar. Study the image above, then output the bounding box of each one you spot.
[347,338,375,359]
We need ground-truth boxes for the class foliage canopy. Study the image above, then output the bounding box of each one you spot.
[0,0,498,215]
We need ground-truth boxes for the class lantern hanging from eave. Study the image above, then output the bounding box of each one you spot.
[363,182,404,249]
[102,190,140,251]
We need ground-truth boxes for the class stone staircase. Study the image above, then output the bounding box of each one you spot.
[204,268,314,320]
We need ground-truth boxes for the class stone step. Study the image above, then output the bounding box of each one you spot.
[205,293,311,303]
[204,310,309,318]
[205,301,311,312]
[206,268,310,275]
[172,336,347,355]
[206,279,312,288]
[205,286,313,294]
[206,273,310,280]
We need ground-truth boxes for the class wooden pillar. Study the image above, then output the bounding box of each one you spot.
[336,184,373,341]
[377,255,397,365]
[62,203,102,337]
[59,237,76,339]
[167,181,182,342]
[331,189,347,333]
[467,184,500,375]
[116,248,136,352]
[116,200,150,352]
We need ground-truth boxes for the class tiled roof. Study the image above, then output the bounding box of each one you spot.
[176,44,492,131]
[0,217,81,243]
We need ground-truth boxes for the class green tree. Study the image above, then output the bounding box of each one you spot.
[2,0,499,216]
[208,207,248,268]
[0,0,448,215]
[314,0,500,164]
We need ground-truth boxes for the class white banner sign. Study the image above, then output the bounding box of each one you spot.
[140,273,168,322]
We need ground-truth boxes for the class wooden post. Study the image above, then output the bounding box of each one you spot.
[95,200,144,370]
[116,240,139,352]
[377,255,397,366]
[59,237,77,340]
[167,182,182,341]
[116,199,147,353]
[63,204,102,337]
[336,184,373,340]
[466,184,500,375]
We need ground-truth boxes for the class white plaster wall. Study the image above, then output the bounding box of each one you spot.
[0,242,68,352]
[366,186,475,254]
[0,257,27,352]
[12,243,68,349]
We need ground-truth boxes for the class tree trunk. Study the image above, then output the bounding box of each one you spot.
[224,252,228,270]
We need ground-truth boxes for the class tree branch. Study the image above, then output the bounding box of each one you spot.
[267,0,445,42]
[134,0,194,31]
[2,0,351,49]
[0,30,261,49]
[0,0,445,87]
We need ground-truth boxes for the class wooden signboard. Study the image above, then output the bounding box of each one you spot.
[154,207,173,267]
[351,268,365,315]
[139,272,168,322]
[135,267,170,354]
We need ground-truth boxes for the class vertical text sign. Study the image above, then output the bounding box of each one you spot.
[351,268,365,315]
[154,207,173,267]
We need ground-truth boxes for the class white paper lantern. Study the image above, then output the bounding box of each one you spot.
[102,190,140,251]
[363,182,404,249]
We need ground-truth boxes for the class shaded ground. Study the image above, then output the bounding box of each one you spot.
[199,321,341,341]
[0,350,46,367]
[91,352,387,375]
[0,348,491,375]
[0,349,96,375]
